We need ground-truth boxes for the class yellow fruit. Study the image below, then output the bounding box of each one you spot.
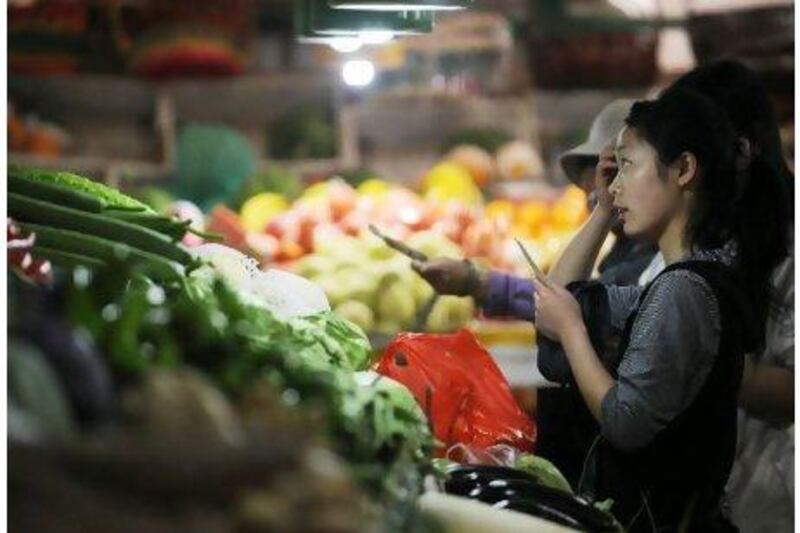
[445,145,495,188]
[516,201,549,234]
[239,193,288,233]
[377,281,417,325]
[485,200,515,222]
[300,181,330,200]
[357,178,392,198]
[422,162,483,205]
[551,186,589,230]
[426,296,475,333]
[334,301,375,332]
[562,184,588,203]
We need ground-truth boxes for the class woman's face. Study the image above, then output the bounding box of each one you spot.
[609,126,685,243]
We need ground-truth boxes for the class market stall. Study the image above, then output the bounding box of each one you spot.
[7,0,794,531]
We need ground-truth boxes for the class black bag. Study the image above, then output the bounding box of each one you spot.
[536,281,616,384]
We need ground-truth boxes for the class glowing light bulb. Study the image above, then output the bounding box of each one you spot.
[342,60,376,87]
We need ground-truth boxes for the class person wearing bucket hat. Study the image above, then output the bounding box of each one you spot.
[411,100,655,297]
[560,99,637,192]
[559,99,657,286]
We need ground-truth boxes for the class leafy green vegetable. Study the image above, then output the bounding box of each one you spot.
[65,266,433,524]
[291,312,373,371]
[351,371,431,455]
[10,165,154,212]
[515,453,573,494]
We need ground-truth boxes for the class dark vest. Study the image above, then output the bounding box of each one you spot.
[595,260,757,532]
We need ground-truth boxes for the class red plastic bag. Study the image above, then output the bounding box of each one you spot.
[376,330,536,461]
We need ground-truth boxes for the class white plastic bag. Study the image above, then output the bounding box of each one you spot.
[190,243,330,320]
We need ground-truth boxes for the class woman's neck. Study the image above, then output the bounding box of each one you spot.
[658,211,691,266]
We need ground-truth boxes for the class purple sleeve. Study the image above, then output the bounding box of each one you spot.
[480,271,535,321]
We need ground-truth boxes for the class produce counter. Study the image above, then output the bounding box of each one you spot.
[9,164,618,532]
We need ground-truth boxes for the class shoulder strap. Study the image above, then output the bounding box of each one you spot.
[620,259,760,365]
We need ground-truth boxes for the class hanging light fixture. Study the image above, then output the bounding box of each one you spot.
[311,0,434,36]
[296,1,343,44]
[328,0,471,12]
[296,0,434,44]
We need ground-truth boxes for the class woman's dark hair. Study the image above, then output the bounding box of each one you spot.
[625,89,738,252]
[669,61,792,348]
[627,82,787,349]
[668,59,792,265]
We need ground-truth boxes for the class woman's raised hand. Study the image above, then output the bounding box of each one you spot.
[594,144,618,212]
[532,278,585,343]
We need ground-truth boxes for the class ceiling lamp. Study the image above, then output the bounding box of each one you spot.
[329,0,471,11]
[311,0,434,36]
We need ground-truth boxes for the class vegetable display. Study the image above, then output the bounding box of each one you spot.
[9,165,153,212]
[7,164,616,530]
[8,166,439,529]
[7,166,208,280]
[62,264,434,525]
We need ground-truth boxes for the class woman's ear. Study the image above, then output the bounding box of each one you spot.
[675,151,697,188]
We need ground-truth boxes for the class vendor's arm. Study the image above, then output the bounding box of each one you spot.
[412,259,535,321]
[481,271,535,320]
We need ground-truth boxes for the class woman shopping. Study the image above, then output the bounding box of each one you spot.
[414,88,782,531]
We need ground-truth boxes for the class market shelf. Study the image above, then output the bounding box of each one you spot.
[9,73,345,182]
[9,73,335,124]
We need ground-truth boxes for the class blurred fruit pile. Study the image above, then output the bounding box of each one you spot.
[482,185,590,274]
[294,230,475,336]
[134,143,590,336]
[205,174,587,269]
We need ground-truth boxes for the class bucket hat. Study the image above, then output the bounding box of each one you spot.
[560,99,636,185]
